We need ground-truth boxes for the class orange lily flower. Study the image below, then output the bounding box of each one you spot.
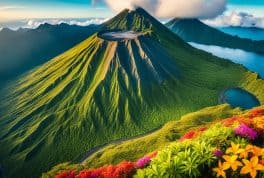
[240,156,264,178]
[213,161,226,178]
[261,148,264,158]
[226,142,243,155]
[222,155,242,171]
[239,145,261,158]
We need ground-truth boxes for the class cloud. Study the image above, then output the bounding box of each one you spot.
[100,0,226,18]
[0,6,25,11]
[203,11,264,28]
[0,18,108,30]
[23,18,108,29]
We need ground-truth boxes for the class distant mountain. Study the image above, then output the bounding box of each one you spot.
[1,8,264,178]
[166,18,264,54]
[219,26,264,41]
[0,23,99,84]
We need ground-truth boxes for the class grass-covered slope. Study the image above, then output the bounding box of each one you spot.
[1,8,264,178]
[166,18,264,54]
[82,104,242,169]
[44,106,264,178]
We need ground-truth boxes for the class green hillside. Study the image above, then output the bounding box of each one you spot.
[42,104,243,177]
[166,18,264,54]
[0,8,264,178]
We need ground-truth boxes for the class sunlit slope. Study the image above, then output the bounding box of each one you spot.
[0,8,264,178]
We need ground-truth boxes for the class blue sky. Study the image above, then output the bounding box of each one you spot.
[0,0,264,21]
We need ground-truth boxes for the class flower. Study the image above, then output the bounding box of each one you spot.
[248,108,264,118]
[77,169,102,178]
[240,145,253,159]
[222,155,242,171]
[234,124,258,141]
[136,156,151,168]
[180,130,197,141]
[55,170,76,178]
[260,159,264,166]
[213,149,223,158]
[198,126,207,132]
[240,156,264,178]
[222,117,238,127]
[213,161,226,178]
[253,116,264,133]
[226,142,244,155]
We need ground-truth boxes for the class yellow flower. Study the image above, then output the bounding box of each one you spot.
[239,145,260,158]
[240,147,250,159]
[261,148,264,158]
[240,156,264,178]
[253,116,264,132]
[213,161,226,178]
[226,142,243,155]
[222,155,242,171]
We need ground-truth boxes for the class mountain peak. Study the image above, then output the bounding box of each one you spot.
[102,7,163,32]
[166,18,203,28]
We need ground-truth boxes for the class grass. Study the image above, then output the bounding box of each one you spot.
[42,104,245,177]
[82,104,242,168]
[0,8,264,178]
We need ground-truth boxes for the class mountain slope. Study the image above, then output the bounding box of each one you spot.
[0,23,99,85]
[0,8,264,178]
[166,18,264,54]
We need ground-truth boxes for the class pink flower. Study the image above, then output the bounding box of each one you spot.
[234,124,258,141]
[136,156,151,168]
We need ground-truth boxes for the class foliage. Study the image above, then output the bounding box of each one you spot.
[49,106,264,178]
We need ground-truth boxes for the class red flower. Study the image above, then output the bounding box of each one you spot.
[180,130,197,141]
[101,165,115,178]
[198,126,207,132]
[75,162,136,178]
[55,170,76,178]
[248,108,264,118]
[113,161,136,178]
[222,116,239,127]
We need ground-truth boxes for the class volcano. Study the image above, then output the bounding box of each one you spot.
[166,18,264,54]
[0,8,263,178]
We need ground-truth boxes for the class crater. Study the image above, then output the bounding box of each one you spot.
[219,88,260,110]
[98,30,142,41]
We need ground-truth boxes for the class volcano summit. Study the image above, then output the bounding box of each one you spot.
[98,30,143,41]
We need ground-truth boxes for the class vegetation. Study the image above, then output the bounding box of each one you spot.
[82,104,241,168]
[47,106,264,178]
[1,8,264,178]
[166,18,264,54]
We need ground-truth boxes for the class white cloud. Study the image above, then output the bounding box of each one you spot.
[0,18,108,30]
[203,11,264,28]
[102,0,227,18]
[0,6,25,11]
[22,18,108,29]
